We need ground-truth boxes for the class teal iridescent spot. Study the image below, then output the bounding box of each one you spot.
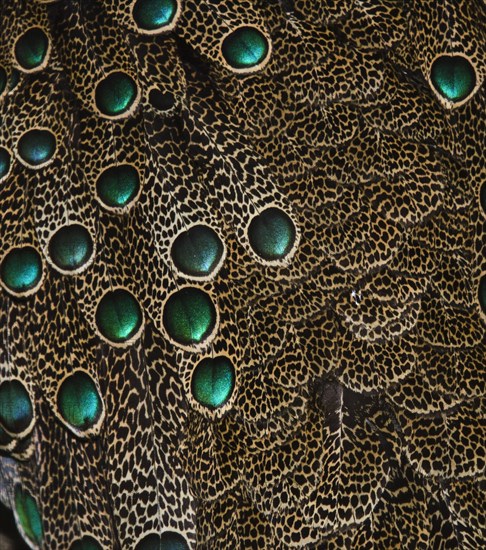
[192,356,235,409]
[15,28,49,70]
[479,276,486,315]
[480,182,486,215]
[70,536,103,550]
[49,224,94,271]
[58,372,102,431]
[14,486,43,547]
[95,72,137,117]
[163,287,216,346]
[0,381,33,434]
[0,66,6,94]
[1,246,42,294]
[222,26,269,69]
[97,165,140,208]
[96,289,143,343]
[0,147,11,179]
[171,225,224,277]
[430,56,476,103]
[133,0,177,31]
[135,532,189,550]
[18,129,56,166]
[248,207,296,261]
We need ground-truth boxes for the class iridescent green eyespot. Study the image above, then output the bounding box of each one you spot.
[49,224,94,272]
[163,287,216,347]
[171,225,224,277]
[222,26,269,70]
[97,165,140,208]
[430,55,476,103]
[192,356,235,409]
[0,380,33,434]
[95,72,138,117]
[14,486,44,547]
[133,0,178,31]
[18,129,56,167]
[135,532,189,550]
[0,147,11,180]
[1,246,42,295]
[96,289,143,344]
[15,28,49,71]
[58,372,102,432]
[248,207,296,261]
[70,536,103,550]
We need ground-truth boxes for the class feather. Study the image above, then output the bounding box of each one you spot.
[0,1,484,549]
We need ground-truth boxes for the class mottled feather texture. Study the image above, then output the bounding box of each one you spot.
[0,0,485,549]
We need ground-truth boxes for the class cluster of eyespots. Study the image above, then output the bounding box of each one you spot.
[14,28,49,72]
[0,124,61,300]
[94,1,181,116]
[164,207,296,409]
[0,223,96,299]
[0,232,144,367]
[128,1,272,70]
[2,28,56,173]
[165,225,237,408]
[0,369,102,447]
[164,225,225,353]
[430,55,477,105]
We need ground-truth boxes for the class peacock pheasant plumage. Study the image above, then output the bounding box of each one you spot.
[0,0,485,548]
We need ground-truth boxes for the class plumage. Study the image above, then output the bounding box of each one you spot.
[0,0,485,548]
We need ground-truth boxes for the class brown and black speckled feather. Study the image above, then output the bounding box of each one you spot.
[0,0,485,549]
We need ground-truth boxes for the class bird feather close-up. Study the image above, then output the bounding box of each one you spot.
[0,0,485,548]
